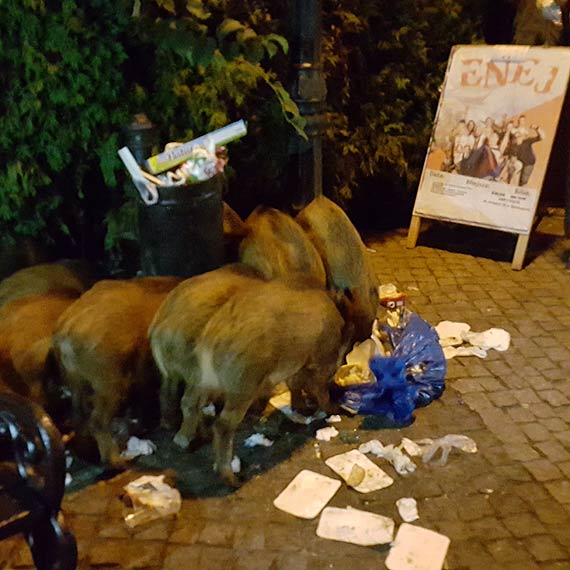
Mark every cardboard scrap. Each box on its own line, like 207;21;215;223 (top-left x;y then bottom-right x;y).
316;506;395;546
325;449;394;493
385;523;450;570
273;470;341;519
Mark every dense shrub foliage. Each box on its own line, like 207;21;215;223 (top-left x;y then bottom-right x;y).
0;0;484;265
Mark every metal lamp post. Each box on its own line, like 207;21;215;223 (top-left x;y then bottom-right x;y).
288;0;326;212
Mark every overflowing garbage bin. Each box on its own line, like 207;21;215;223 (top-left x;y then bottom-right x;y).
137;175;223;278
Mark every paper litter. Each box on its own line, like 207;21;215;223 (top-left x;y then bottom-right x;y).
385;523;450;570
326;415;342;423
316;506;395;546
243;433;274;448
231;456;241;473
359;439;417;475
396;498;419;522
435;320;510;359
121;436;157;459
273;470;341;519
325;449;394;493
268;390;327;424
316;426;339;441
123;475;181;528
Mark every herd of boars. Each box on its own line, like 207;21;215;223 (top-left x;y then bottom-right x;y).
0;196;378;486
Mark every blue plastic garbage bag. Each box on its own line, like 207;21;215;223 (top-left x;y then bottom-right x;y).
337;313;446;424
385;313;446;408
340;357;419;426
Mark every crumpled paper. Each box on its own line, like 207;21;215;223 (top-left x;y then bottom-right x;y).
358;439;417;475
435;321;510;360
121;436;157;459
123;475;181;528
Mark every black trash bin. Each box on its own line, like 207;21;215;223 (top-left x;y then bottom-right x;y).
138;175;224;278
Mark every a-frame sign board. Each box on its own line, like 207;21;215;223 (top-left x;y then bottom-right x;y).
407;45;570;270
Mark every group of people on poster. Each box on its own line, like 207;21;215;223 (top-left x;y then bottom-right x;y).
441;115;545;187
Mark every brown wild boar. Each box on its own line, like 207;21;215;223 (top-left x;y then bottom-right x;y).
296;196;378;341
0;292;78;407
52;277;181;467
0;261;94;310
149;264;263;439
239;206;327;287
188;279;348;486
222;202;248;262
151;270;335;441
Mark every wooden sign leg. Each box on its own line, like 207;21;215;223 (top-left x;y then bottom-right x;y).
407;215;422;249
512;233;530;270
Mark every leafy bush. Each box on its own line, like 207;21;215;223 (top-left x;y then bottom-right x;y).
0;0;131;248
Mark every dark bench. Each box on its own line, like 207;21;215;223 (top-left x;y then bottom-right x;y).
0;392;77;570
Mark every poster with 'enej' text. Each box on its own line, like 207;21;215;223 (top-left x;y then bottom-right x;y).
413;45;570;234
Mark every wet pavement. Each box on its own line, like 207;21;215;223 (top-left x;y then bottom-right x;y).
1;216;570;570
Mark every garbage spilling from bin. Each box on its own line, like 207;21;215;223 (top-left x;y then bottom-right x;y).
117;120;247;205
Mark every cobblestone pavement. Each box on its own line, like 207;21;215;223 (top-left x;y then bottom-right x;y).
2;221;570;570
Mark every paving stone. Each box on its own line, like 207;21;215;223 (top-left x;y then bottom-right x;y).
488;390;518;407
163;545;201;570
507;405;536;423
523;458;564;481
521;422;551;442
539;418;568;432
469;517;511;540
505;443;541;462
513;388;541;405
484;538;535;563
198;521;235;547
545;480;570;504
476;376;504;392
199;546;237;570
535;440;570;462
489;492;530;516
526;535;569;562
530;402;557;418
538;390;570;407
503;513;547;537
234;550;277;570
88;539;165;568
559;461;570;477
532;500;570;525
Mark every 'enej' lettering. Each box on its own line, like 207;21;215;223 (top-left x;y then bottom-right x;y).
460;58;558;94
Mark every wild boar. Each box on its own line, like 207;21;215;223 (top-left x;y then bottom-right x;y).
148;264;263;439
222;202;248;262
52;276;181;467
0;292;78;408
239;206;327;287
296;196;378;341
0;261;94;310
189;279;348;486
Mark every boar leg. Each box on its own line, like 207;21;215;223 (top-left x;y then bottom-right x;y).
160;375;181;430
212;397;251;487
174;382;208;449
289;367;332;415
90;390;125;468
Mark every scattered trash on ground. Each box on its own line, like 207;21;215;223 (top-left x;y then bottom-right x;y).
435;321;510;360
231;456;241;473
202;403;216;417
123;475;181;528
121;436;157;459
273;470;342;519
396;498;419;522
315;426;339;441
268;389;327;424
336;284;446;425
65;473;72;486
359;440;417;475
325;449;394;492
418;435;477;466
316;506;395;546
243;433;274;448
326;415;342;423
314;442;323;459
400;437;424;457
385;523;450;570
